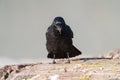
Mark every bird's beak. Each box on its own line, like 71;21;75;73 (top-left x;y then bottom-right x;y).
56;26;62;34
55;21;62;34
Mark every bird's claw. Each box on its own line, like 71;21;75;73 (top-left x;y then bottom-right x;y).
66;60;70;64
53;61;56;64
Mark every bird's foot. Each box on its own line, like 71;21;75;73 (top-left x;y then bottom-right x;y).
66;60;70;64
53;61;56;64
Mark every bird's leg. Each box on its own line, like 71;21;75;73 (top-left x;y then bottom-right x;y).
66;52;70;63
53;53;56;64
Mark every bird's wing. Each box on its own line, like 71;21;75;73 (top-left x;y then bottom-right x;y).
65;25;73;38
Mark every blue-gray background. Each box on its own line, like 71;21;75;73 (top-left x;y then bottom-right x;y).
0;0;120;65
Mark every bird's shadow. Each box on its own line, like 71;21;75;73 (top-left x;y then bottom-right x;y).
72;57;112;62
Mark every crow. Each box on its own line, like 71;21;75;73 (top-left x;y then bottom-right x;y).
46;16;82;64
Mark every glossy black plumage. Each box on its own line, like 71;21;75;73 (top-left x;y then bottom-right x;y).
46;17;81;63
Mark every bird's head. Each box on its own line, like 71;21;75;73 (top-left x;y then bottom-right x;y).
53;16;65;34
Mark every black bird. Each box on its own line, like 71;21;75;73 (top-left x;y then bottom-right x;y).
46;16;82;63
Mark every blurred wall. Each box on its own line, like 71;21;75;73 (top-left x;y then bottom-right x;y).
0;0;120;59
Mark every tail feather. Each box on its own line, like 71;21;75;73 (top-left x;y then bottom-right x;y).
69;45;82;57
47;45;82;59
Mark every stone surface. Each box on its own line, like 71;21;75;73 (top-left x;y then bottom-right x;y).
0;58;120;80
1;48;120;80
99;48;120;59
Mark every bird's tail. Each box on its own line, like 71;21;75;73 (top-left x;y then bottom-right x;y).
47;45;82;59
69;45;82;57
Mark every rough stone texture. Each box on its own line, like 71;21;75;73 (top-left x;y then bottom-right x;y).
0;58;120;80
0;49;120;80
99;48;120;59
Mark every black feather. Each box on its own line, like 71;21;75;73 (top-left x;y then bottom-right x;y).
46;16;82;59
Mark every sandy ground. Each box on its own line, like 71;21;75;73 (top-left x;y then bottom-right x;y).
0;57;120;80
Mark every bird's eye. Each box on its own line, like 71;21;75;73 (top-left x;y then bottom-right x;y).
57;23;62;26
